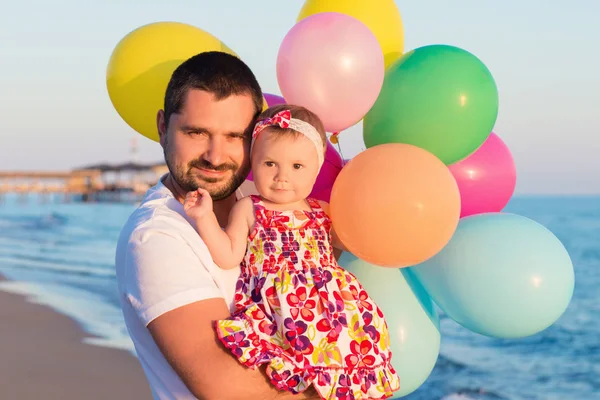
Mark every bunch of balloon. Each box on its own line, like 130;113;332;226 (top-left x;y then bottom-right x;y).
327;0;574;377
276;2;462;268
287;1;575;398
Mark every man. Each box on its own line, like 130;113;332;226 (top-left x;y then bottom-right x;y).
115;52;319;400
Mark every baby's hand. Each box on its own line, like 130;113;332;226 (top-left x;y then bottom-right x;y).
184;188;213;221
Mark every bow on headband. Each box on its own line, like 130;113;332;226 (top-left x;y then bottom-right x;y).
252;110;291;138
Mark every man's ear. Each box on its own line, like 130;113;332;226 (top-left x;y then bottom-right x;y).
157;110;167;148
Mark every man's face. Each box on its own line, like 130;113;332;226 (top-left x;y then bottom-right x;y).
158;90;256;201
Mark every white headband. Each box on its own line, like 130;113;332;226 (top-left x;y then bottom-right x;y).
251;110;324;167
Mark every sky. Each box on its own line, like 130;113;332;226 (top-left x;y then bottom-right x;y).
0;0;598;194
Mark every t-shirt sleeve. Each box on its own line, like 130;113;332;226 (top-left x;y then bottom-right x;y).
122;222;224;326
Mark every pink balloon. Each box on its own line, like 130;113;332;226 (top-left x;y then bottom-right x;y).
449;132;517;218
264;93;286;107
310;141;344;202
276;12;384;133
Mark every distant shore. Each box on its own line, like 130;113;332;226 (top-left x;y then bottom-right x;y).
0;273;152;400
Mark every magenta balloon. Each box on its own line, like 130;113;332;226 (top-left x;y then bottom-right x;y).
449;132;517;218
311;187;333;203
264;93;286;107
308;147;344;202
276;12;384;133
310;141;344;202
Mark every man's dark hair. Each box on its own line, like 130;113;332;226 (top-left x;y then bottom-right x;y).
163;51;263;126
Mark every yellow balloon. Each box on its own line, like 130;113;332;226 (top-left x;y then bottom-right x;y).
106;22;237;142
297;0;404;69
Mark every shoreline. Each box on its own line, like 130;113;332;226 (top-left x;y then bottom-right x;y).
0;274;152;399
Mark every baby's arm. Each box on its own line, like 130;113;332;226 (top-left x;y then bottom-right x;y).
318;200;347;252
194;196;254;270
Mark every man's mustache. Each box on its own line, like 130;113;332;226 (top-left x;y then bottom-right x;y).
189;159;237;172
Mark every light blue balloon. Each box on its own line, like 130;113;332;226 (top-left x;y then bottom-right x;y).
407;212;575;339
338;252;440;398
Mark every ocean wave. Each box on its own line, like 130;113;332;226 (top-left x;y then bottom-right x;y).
0;255;115;278
0;212;69;229
0;247;113;271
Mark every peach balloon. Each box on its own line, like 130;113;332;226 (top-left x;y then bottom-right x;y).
330;144;461;267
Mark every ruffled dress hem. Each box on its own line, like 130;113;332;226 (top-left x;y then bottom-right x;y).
215;308;400;400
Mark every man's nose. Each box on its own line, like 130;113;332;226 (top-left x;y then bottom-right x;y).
202;137;226;166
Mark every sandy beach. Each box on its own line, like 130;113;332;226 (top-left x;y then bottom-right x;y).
0;274;152;400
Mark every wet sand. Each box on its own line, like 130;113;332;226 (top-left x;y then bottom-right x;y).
0;275;152;399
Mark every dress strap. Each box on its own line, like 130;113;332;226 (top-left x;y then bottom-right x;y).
250;194;267;220
250;194;264;208
248;195;266;241
306;197;323;212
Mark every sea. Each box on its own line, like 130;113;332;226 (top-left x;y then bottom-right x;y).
0;193;597;400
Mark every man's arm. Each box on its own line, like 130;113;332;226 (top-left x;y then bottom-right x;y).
148;298;319;400
124;222;319;400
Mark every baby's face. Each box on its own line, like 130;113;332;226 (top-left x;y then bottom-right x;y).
251;129;322;205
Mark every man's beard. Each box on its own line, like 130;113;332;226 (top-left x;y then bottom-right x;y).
164;148;249;201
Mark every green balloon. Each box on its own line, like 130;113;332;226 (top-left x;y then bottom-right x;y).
363;45;499;165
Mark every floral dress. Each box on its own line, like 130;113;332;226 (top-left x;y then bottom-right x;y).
215;195;400;399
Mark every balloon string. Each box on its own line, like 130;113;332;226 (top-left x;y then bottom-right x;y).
336;142;345;161
329;132;346;161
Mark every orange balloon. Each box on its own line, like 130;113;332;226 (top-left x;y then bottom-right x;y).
330;143;461;267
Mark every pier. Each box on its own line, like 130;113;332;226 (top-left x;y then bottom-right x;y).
0;162;168;203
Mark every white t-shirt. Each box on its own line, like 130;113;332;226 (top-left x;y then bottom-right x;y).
115;176;258;400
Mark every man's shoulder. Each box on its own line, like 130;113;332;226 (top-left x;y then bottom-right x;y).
116;183;198;252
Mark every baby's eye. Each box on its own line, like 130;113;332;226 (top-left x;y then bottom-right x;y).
265;161;275;167
293;164;303;170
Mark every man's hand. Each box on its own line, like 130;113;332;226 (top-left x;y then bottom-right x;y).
148;298;321;400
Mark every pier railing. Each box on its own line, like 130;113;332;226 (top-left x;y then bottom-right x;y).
0;162;168;203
